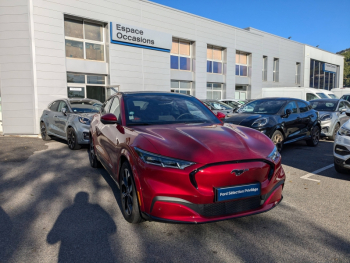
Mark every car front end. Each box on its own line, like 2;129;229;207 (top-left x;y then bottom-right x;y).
333;122;350;170
319;112;337;137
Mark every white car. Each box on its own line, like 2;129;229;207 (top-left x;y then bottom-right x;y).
333;114;350;173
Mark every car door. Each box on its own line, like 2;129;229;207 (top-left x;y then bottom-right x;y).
296;100;314;137
281;101;301;142
337;101;349;126
46;101;60;135
54;100;69;138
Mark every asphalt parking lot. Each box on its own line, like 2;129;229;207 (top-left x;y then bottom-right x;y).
0;136;349;263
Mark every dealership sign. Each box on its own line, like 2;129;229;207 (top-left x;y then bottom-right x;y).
110;22;172;52
324;63;337;73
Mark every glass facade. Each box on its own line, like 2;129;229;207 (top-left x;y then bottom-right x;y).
170;39;191;71
170;80;192;95
309;59;337;90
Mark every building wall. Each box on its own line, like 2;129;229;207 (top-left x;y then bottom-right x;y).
0;0;35;134
304;45;344;89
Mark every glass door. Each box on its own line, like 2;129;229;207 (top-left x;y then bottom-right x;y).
235;86;247;100
86;86;106;102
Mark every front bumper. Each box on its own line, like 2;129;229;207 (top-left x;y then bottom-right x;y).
76;124;90;144
333;133;350;168
136;157;285;223
320;119;333;137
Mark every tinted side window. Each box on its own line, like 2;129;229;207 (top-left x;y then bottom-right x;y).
284;101;297;114
57;101;68;112
338;101;346;111
341;95;350;102
306;93;318;101
109;97;121;121
49;101;59;111
297;101;309;113
101;98;113;115
345;101;350;109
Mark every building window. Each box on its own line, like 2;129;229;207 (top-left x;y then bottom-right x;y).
207;83;222;99
170;39;191;71
295;62;301;85
170;80;192;95
207;46;223;74
309;59;337;90
273;58;279;82
64;17;105;61
235;51;249;77
262;56;267;81
67;72;106;102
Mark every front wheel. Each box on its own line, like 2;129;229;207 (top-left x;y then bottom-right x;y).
329;123;340;141
67;127;81;150
89;136;101;168
271;130;284;152
40;122;51;141
306;126;320;147
119;162;143;224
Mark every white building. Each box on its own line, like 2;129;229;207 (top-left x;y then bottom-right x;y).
0;0;344;135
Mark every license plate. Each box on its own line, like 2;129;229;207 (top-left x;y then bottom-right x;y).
215;183;261;202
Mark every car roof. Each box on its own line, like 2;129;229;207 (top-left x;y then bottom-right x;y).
310;99;341;102
119;91;192;98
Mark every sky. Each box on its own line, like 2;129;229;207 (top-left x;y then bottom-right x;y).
150;0;350;53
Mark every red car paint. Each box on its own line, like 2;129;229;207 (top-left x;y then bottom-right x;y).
90;92;285;223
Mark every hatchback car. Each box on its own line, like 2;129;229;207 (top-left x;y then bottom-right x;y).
40;98;102;149
224;98;320;151
310;99;350;140
89;92;285;224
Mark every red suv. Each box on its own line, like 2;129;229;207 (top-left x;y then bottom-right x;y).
89;92;285;224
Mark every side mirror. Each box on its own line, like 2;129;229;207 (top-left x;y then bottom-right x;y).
341;108;347;113
216;111;226;120
101;113;118;125
346;110;350;117
283;109;292;118
61;108;67;115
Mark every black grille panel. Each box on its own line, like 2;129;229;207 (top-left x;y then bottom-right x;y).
335;145;350;156
187;196;261;217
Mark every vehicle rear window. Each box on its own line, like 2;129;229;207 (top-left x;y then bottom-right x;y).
310;101;337;111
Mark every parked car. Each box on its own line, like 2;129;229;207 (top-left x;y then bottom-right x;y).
261;87;335;101
89;92;285;224
220;99;243;110
333;114;350;173
40;98;102;150
201;99;235;115
309;99;350;140
224;98;321;151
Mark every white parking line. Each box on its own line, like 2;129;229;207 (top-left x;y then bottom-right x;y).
300;164;334;182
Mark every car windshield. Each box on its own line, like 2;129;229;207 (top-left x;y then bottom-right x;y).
316;93;328;99
70;100;102;113
124;94;221;125
328;94;338;99
204;101;232;110
238;100;286;114
310;101;337;111
222;101;241;108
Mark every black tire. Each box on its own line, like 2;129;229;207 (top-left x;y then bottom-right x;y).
89;136;101;168
306;126;320;147
119;162;143;224
67;127;81;150
329;123;340;141
271;130;284;152
334;161;349;174
40;122;51;141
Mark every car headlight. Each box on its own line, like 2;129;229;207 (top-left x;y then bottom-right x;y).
134;147;195;169
338;126;350;136
252;117;269;127
79;117;91;125
267;146;280;162
320;114;332;121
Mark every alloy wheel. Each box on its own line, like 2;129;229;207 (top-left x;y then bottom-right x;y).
68;130;75;149
121;169;133;216
313;127;320;145
41;124;46;138
272;133;283;151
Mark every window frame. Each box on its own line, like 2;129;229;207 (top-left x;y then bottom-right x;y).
207;45;224;74
273;58;279;82
235;51;249;77
295;62;301;85
170;38;192;71
170;80;192;95
64;17;106;62
262;56;267;81
67;72;107;100
206;82;223;100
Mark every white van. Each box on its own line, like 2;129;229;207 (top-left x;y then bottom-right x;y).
261;87;336;101
331;88;350;98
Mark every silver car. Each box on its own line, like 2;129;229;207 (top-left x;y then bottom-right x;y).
40;98;102;149
310;99;350;140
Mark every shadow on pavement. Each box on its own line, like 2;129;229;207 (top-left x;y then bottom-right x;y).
0;206;13;262
47;192;116;263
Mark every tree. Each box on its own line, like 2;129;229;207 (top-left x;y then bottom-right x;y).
337;48;350;87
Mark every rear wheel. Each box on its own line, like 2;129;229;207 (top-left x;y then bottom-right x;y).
271;130;284;152
40;122;51;141
329;123;340;141
89;136;101;168
67;127;81;150
334;161;349;174
119;162;143;224
306;126;320;147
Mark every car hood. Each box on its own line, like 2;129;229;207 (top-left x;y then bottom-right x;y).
224;113;266;126
131;123;274;164
73;112;97;120
318;111;335;117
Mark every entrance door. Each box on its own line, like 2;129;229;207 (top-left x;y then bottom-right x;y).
87;86;106;102
235;86;248;100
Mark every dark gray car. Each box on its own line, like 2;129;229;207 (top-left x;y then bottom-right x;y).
310;99;350;140
40;98;102;149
